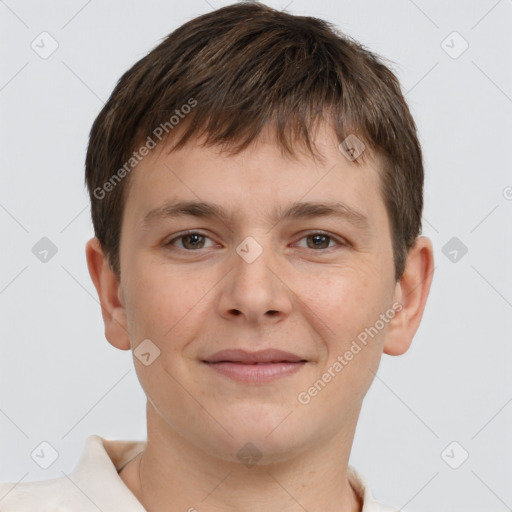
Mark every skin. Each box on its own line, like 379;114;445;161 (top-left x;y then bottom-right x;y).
86;121;434;512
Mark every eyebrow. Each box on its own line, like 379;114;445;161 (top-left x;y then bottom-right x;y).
140;199;371;231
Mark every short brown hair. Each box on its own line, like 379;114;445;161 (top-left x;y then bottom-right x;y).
85;2;423;282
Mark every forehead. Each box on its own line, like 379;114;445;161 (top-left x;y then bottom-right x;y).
122;122;387;234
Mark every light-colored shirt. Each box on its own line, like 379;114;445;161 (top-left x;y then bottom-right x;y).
0;435;400;511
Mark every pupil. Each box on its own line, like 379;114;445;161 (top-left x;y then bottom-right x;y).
186;234;203;248
310;235;328;249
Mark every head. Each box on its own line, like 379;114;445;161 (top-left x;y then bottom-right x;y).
85;3;433;462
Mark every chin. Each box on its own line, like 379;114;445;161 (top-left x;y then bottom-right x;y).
205;433;309;467
197;407;311;464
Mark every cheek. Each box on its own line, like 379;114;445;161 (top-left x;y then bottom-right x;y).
299;265;391;370
124;261;213;346
303;272;387;409
122;265;174;341
302;265;382;328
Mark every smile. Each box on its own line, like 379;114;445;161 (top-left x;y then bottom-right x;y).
203;348;308;384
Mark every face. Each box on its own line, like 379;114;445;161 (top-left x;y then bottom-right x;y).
115;122;400;462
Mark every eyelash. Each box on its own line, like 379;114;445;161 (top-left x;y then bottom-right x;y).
165;230;346;252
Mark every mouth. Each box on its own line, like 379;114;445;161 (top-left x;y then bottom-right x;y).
202;349;308;384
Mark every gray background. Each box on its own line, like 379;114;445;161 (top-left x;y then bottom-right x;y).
1;0;511;510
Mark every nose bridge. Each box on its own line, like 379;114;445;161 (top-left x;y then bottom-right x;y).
218;233;292;322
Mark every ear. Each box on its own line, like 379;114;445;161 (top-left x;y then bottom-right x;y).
383;236;435;356
85;237;131;351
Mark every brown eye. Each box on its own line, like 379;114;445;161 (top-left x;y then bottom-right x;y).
295;232;342;250
306;234;332;249
167;232;214;250
181;234;205;249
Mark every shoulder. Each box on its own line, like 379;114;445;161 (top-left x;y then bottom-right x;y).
0;475;94;510
0;434;146;511
347;465;404;512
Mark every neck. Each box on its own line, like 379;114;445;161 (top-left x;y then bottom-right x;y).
120;402;363;512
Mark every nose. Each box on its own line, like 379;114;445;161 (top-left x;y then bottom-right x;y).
216;236;293;325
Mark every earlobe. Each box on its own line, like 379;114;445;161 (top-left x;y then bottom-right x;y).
85;237;131;351
383;236;435;356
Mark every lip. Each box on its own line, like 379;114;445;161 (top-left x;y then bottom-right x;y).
204;348;306;364
203;349;308;384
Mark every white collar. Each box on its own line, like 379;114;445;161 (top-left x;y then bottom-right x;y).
1;434;397;511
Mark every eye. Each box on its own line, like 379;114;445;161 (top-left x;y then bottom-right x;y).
294;232;344;250
165;230;346;252
166;231;215;250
